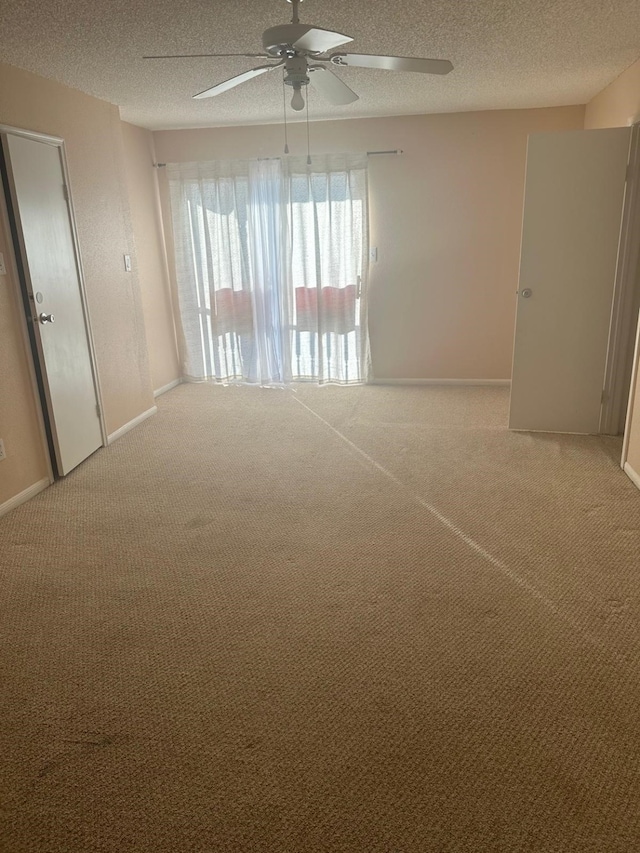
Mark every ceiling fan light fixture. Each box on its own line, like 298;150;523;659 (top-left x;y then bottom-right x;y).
290;83;305;111
283;54;309;110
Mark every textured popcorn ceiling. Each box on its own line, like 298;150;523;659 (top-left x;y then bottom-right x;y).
1;0;640;129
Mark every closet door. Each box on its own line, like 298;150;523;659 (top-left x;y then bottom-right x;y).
509;127;631;434
3;132;103;474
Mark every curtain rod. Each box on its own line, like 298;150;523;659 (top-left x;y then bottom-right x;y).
154;158;282;166
155;151;403;167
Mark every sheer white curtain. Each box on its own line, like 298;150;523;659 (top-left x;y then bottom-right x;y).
167;154;369;385
285;154;368;384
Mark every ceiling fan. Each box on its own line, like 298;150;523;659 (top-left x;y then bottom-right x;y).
144;0;453;112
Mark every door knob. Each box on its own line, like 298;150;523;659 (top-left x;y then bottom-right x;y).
521;288;532;298
38;312;55;324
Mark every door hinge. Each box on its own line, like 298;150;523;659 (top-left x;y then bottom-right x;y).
62;184;69;202
601;389;608;405
96;403;101;418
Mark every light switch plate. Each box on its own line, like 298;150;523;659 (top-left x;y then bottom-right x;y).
124;254;132;272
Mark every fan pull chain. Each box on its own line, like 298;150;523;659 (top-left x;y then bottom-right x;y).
282;72;290;154
306;87;311;165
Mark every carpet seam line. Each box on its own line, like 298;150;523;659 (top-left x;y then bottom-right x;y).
291;393;608;653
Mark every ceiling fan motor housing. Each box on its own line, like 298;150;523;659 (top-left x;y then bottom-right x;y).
263;25;314;56
283;55;309;88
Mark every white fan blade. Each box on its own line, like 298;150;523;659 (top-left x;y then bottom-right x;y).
144;52;271;60
308;66;359;105
331;54;453;75
293;26;353;53
193;63;282;99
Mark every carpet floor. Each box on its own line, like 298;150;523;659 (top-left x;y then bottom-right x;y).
1;383;640;852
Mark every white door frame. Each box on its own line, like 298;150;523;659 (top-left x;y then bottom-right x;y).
0;124;107;472
600;122;640;435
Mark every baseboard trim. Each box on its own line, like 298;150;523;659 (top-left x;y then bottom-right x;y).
623;461;640;491
370;378;511;387
107;406;157;445
0;478;50;518
153;378;182;398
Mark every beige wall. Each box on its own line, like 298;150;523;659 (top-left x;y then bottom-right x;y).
585;58;640;130
0;213;50;502
154;106;585;381
121;122;180;392
585;58;640;481
0;62;154;507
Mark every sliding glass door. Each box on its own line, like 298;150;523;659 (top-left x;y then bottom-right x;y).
168;154;369;386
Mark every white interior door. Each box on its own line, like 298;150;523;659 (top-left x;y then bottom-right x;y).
3;132;103;474
509;127;632;434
